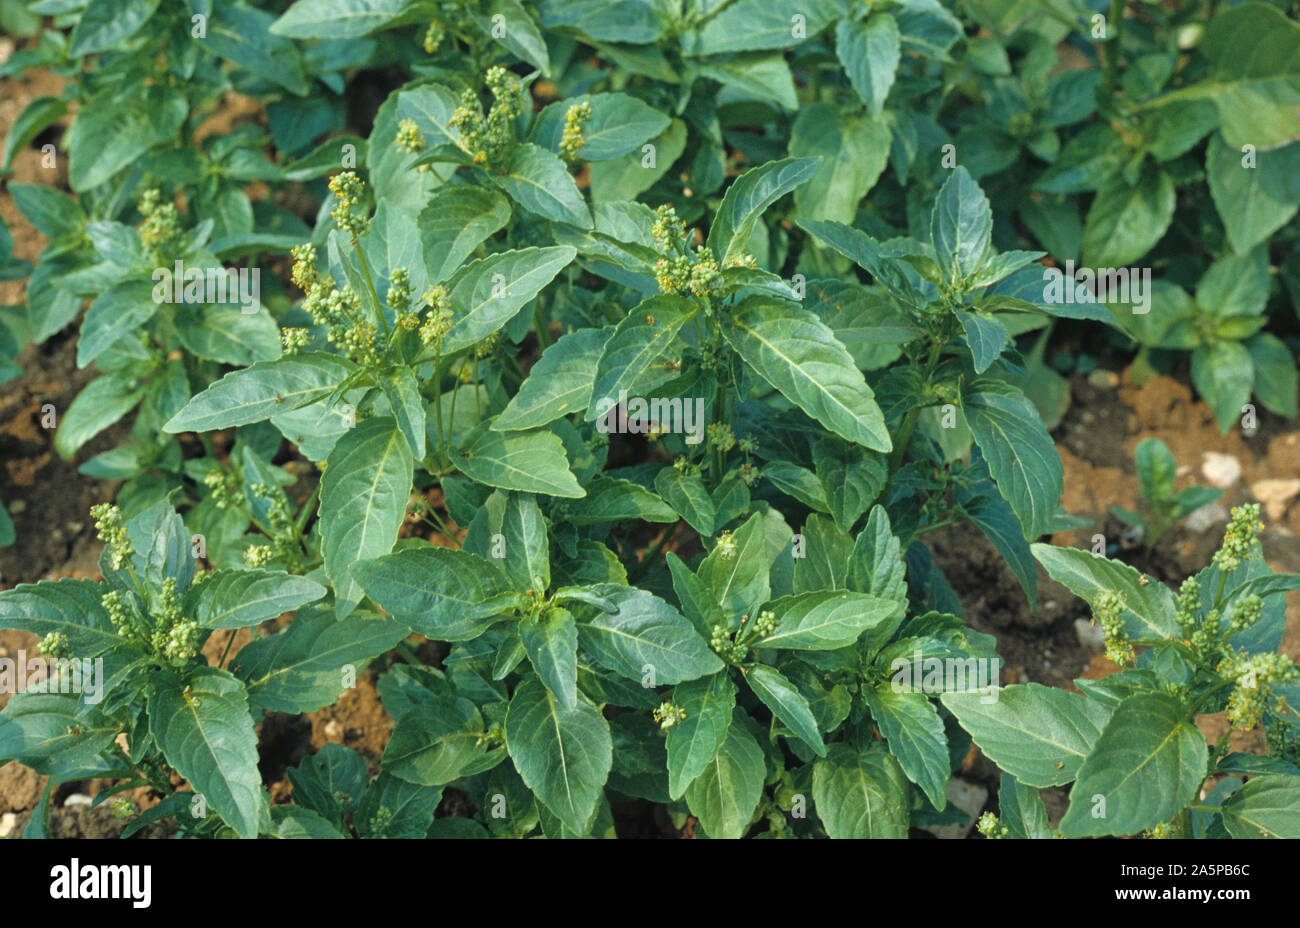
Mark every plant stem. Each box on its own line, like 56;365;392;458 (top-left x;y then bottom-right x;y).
888;339;944;477
353;237;390;338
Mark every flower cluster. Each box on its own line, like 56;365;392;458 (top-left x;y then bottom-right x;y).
280;327;311;355
650;205;725;298
1220;650;1300;731
422;20;444;54
302;278;381;368
290;243;319;291
449;66;524;171
752;610;776;638
102;578;201;668
559;101;591;162
203;469;242;511
387;268;413;313
1212;503;1264;573
328;171;370;236
710;623;748;663
706;422;735;452
395;119;425;156
715;530;736;559
138;188;182;259
418;285;454;350
91;503;132;570
239;485;300;570
652;701;686;730
976;812;1009;839
1093;589;1134;667
38;632;69;659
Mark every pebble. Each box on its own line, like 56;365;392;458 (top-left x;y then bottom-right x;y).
1201;452;1241;488
1249;478;1300;522
1185;502;1229;534
0;812;17;838
928;778;989;839
63;793;92;808
1087;369;1120;389
323;719;343;742
1074;619;1105;651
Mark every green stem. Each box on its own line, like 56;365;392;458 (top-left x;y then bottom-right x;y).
432;349;448;467
293;481;322;537
889;339;944;477
352;237;390;338
1099;0;1125;105
218;629;237;670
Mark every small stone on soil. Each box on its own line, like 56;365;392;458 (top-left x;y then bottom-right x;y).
1201;452;1241;488
63;793;92;808
1250;478;1300;522
1185;502;1229;534
0;812;16;838
1086;369;1119;389
1074;619;1105;652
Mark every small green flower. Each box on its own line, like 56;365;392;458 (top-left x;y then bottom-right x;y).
422;20;445;54
328;172;369;236
1213;503;1264;573
707;422;736;453
39;631;69;659
1094;589;1134;667
976;812;1008;839
280;327;310;355
387;267;413;312
715;530;736;559
652;701;687;729
559;101;591;162
394;119;425;156
90;503;132;570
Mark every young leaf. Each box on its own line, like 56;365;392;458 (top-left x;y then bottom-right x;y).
505;676;612;834
520;607;579;709
187;569;326;630
744;663;825;756
576;584;723;685
164;353;356;433
812;742;910;838
707;157;821;262
666;673;736;799
319;416;414;618
684;712;765;839
930;165;992;282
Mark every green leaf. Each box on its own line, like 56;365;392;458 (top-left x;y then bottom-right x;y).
174;304;281;366
689;0;840;54
70;0;160;56
470;0;550;74
707;157;821;263
699;512;772;616
165;353;356;432
848;506;907;604
941;683;1111;788
1191;340;1255;433
233;608;408;714
1031;543;1179;640
377;368;426;460
1135;437;1176;505
496;327;608;431
666;673;736;799
458;420;584;499
756;590;899;650
1081;168;1176;267
188;569;326;629
505;676;612;834
1206;134;1300;254
813;436;886;532
1060;693;1207;837
521;607;578;709
587;294;696;418
54;372;144;459
67;86;183;191
494;143;592;228
383;695;490;786
270;0;412;38
654;467;716;535
150;668;267;839
441;245;577;354
744;663;824;755
1219;774;1300;839
319;417;414;618
1247;333;1299;418
567;476;677;525
962;379;1063;538
864;685;949;808
198;3;309;95
812;742;909;838
837;15;900;118
590;118;686;202
352;544;512;640
789;105;891;225
998;773;1053;838
533;93;669;161
931;166;992;282
502;492;549;590
684;712;765;839
355;774;442;838
721;295;890;452
8;183;83;239
577;584;723;685
955;310;1008;374
77;279;159;368
3;97;67;171
420;186;511;285
0;692;119;773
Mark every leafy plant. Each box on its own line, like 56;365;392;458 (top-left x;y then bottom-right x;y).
1110;437;1221;552
958;505;1300;839
1;0;1297;839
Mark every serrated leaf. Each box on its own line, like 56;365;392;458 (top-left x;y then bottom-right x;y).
1219;774;1300;839
420;185;512;285
352;544;512;640
494;143;591;228
708;157;820;262
577;583;722;685
319;417;413;618
654;467;715;535
666;673;736;799
441;246;577;354
521;607;578;708
744;663;825;755
188;569;326;629
941;683;1111;788
722;295;890;451
864;685;948;808
587;295;696;418
165;353;356;432
496;327;608;430
1030;543;1178;640
150;668;267;839
684;712;765;838
458;420;584;498
1060;692;1207;837
813;742;909;838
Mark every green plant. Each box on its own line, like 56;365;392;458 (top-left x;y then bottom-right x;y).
1110;436;1221;552
1;0;1298;840
950;504;1300;838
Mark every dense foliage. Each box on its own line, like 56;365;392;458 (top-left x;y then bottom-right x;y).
0;0;1298;839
